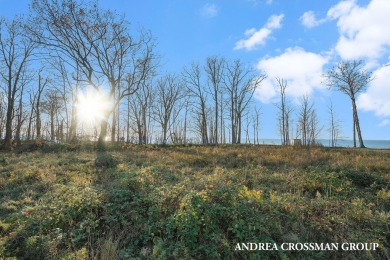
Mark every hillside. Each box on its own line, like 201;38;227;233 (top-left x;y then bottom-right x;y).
0;144;389;259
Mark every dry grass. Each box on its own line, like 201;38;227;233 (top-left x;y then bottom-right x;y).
0;144;389;259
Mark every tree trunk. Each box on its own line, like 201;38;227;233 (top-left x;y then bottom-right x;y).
231;101;235;144
35;75;45;143
70;73;79;142
69;99;78;141
163;127;167;144
60;120;64;142
137;121;142;144
220;92;223;144
3;99;14;150
50;111;55;141
352;101;356;148
142;109;147;144
27;101;34;141
98;116;109;149
215;96;218;144
352;97;365;148
184;108;187;144
201;105;208;144
111;106;116;142
237;114;242;144
36;111;41;142
126;95;131;143
15;119;23;146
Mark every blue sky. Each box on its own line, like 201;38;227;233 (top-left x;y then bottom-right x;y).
1;0;390;140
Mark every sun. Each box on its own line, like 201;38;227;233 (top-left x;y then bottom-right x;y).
77;90;109;126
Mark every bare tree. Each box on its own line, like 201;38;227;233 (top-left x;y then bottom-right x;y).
14;82;28;145
275;78;292;145
0;17;36;150
244;112;251;144
48;57;79;142
297;94;313;146
0;92;6;139
224;60;266;144
252;106;261;144
128;81;154;144
205;56;224;144
42;89;63;141
35;70;49;142
153;74;184;144
182;99;190;144
309;108;321;145
111;83;121;142
327;100;341;147
29;0;157;148
26;89;37;141
183;62;209;144
293;95;322;147
324;60;373;148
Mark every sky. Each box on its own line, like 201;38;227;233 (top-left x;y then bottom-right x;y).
1;0;390;140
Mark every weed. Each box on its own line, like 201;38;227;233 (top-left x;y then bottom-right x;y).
0;145;389;259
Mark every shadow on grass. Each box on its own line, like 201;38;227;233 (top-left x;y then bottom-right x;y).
1;144;389;259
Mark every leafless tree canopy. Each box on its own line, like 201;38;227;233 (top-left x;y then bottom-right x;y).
0;17;36;150
28;0;157;146
224;60;266;144
1;0;379;149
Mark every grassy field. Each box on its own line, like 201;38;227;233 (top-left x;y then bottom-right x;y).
0;144;389;259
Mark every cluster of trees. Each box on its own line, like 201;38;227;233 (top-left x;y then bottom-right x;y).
274;78;324;147
0;0;373;150
275;59;372;149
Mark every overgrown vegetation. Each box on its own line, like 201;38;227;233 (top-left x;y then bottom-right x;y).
0;145;389;259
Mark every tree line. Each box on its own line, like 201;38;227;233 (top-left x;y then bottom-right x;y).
0;0;373;150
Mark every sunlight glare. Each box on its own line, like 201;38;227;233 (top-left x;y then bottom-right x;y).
77;90;109;126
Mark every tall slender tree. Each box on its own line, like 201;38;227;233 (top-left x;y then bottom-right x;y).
252;106;261;144
275;78;292;146
128;80;154;144
224;60;266;144
324;60;372;148
183;62;209;144
153;74;184;144
35;70;49;142
205;56;224;144
42;89;63;141
297;94;313;146
327;100;341;147
0;17;35;150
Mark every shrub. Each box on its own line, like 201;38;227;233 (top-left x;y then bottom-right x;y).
95;153;118;168
3;185;105;258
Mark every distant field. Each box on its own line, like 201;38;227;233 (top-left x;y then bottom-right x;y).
0;144;389;259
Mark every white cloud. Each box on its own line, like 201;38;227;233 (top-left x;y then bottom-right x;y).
255;47;329;103
378;119;390;127
357;64;390;117
244;28;257;36
300;0;356;29
234;14;284;51
300;11;326;28
253;79;276;103
200;3;219;18
329;0;390;61
267;14;284;29
327;0;356;19
300;0;390;61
